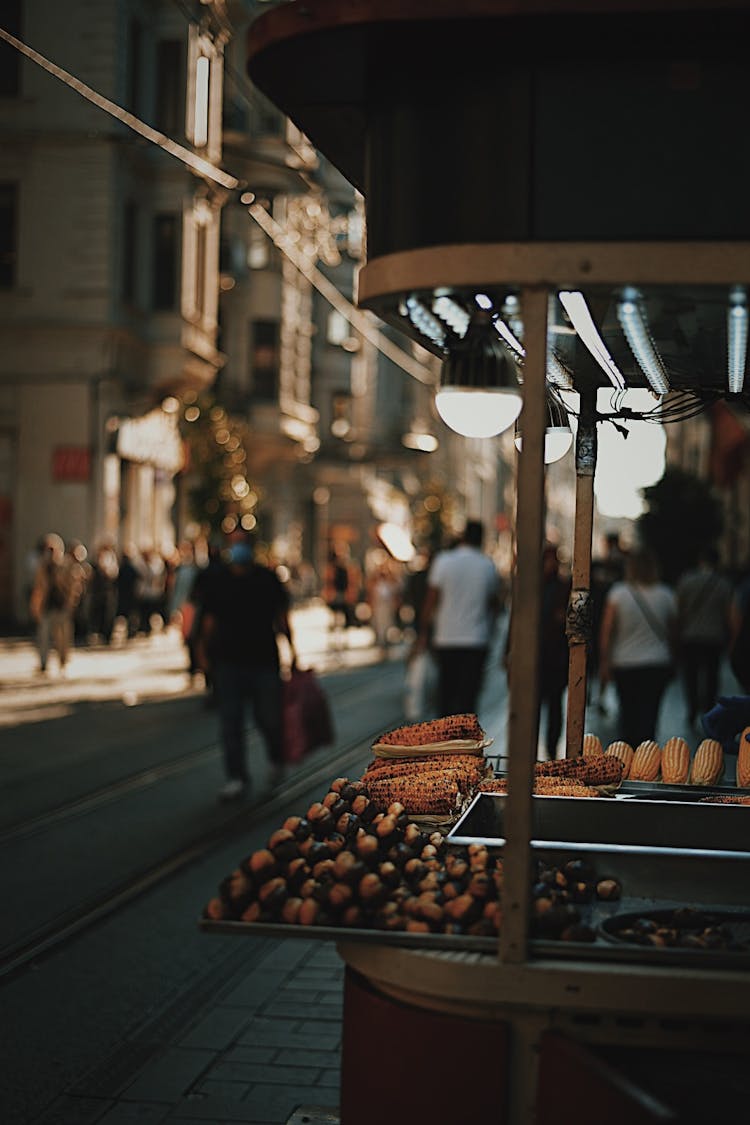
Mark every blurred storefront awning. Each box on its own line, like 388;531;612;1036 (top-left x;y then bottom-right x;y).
115;409;185;475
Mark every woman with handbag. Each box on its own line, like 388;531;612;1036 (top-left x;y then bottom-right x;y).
599;547;677;748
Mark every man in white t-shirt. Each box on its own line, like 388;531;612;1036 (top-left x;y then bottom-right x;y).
418;520;500;716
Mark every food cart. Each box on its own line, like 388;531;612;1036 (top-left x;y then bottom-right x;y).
205;3;750;1121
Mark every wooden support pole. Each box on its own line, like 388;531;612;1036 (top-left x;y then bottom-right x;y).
500;285;547;965
565;388;598;759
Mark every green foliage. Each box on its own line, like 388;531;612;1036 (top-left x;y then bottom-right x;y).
637;467;723;585
179;394;260;538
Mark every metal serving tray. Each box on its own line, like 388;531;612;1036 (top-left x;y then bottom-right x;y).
199;896;750;970
619;780;749;802
448;793;750;853
200;793;750;968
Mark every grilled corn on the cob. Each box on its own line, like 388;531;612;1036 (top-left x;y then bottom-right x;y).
377;713;484;746
630;740;662;782
690;739;724;786
605;741;634;779
661;737;690;784
534;756;624;787
582;733;603;757
737;728;750;788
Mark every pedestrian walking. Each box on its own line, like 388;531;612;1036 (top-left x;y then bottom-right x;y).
418;519;500;717
323;547;360;630
116;546;141;638
367;561;402;650
538;544;571;758
136;548;167;634
504;542;570;759
598;547;677;748
728;563;750;693
196;529;297;801
29;533;75;674
676;547;732;727
88;542;119;642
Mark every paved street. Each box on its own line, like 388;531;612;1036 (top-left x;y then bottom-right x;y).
0;603;390;732
0;607;740;1125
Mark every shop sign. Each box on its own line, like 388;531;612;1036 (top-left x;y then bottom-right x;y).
52;446;91;482
116;409;185;474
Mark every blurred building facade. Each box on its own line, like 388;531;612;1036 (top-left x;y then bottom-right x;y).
0;0;515;625
666;404;750;574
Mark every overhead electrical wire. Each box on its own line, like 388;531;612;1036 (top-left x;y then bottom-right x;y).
0;22;437;390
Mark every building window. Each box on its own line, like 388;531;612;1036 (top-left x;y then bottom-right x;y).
327;310;349;345
155;40;183;136
192;54;211;148
153;213;179;310
331;392;353;439
0;0;22;97
194;207;208;318
0;184;17;288
122;202;137;304
247;221;269;270
249;320;279;401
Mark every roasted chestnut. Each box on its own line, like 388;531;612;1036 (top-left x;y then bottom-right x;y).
355;833;380;863
307;804;335;838
351;793;378;822
378;861;401;888
282;897;304;924
258;877;288;911
324;832;346;857
247;849;279;883
358;873;388;906
268;828;299;862
341;781;366;803
335;812;361;839
286;857;311;893
327;882;354;910
282;815;312;841
598;873;620;900
312;857;335;881
298;898;323;926
332;850;364;883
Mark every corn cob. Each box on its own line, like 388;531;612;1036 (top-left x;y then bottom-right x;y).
630;740;662;782
534;756;624;787
534;780;600;797
363;754;489;781
364;770;466;814
605;741;634;779
737;728;750;788
376;713;484;747
690;739;724;786
478;777;600;797
700;795;750;806
661;737;690;784
478;778;508;792
582;733;603;758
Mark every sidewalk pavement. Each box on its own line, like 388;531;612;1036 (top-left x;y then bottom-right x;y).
17;621;738;1125
0;602;393;731
92;938;345;1125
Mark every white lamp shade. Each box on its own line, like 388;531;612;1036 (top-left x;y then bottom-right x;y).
515;425;573;464
436;387;522;439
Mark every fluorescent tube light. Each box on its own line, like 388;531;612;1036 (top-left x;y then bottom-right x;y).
559;291;626;390
728;286;748;395
617;290;670;396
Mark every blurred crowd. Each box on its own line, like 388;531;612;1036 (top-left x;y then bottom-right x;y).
24;531;426;678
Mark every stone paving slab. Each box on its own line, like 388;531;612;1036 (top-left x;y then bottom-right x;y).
96;1103;173;1123
123;1048;218;1102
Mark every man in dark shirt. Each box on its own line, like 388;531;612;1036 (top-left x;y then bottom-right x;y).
198;529;296;801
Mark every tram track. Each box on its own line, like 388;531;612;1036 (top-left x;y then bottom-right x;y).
0;662;391;847
0;672;405;982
